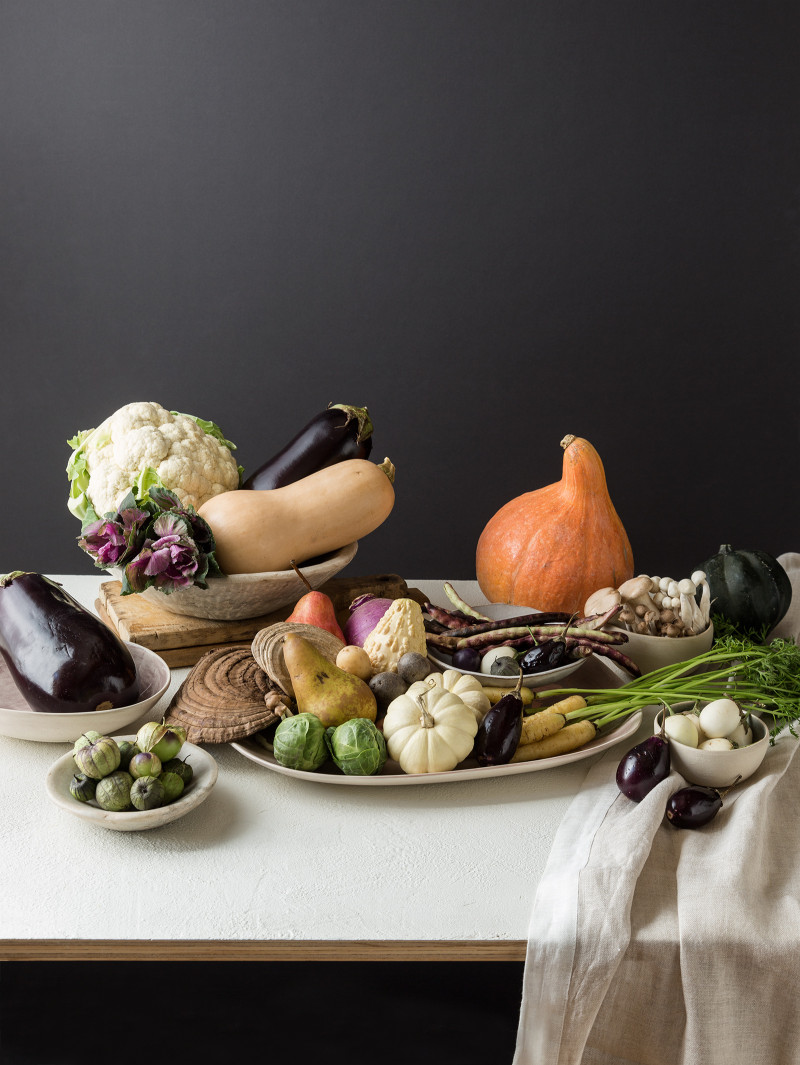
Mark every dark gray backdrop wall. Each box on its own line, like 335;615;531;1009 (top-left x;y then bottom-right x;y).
2;2;798;583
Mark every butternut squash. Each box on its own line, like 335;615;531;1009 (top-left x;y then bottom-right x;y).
198;457;395;574
475;435;633;614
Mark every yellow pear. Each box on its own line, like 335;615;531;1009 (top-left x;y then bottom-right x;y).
282;633;377;727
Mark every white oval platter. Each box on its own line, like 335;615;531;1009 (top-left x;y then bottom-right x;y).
230;712;641;787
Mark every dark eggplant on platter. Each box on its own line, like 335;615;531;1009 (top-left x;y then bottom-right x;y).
243;403;374;490
0;572;140;714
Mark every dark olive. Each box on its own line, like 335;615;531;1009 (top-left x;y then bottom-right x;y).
451;647;481;673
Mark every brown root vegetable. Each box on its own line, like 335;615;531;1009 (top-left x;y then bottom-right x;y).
511;720;598;762
335;645;373;681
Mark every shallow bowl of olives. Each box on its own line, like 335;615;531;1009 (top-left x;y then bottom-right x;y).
0;644;172;743
426;603;587;689
653;705;769;789
45;735;218;831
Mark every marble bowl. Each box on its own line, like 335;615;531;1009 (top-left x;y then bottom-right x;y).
613;622;714;676
654;706;769;788
0;643;171;743
46;736;218;831
111;541;358;621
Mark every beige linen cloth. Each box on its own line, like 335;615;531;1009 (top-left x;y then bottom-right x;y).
514;552;800;1065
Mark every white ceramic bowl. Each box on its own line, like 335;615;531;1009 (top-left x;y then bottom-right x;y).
0;643;171;743
46;736;218;831
110;541;358;620
654;706;769;788
427;602;586;689
614;622;714;676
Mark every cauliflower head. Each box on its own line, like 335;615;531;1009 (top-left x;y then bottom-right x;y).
67;401;241;521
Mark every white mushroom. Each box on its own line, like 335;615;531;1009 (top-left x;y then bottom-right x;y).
677;577;702;634
584;586;622;617
618;576;659;634
691;570;712;632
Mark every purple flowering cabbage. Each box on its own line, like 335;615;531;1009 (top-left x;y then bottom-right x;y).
78;507;150;568
77;489;220;595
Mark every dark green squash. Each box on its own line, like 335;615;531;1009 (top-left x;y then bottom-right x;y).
698;545;792;634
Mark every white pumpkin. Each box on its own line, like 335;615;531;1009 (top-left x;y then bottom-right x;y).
407;670;491;723
383;686;478;774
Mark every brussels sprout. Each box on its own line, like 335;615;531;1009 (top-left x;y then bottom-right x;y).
273;713;329;772
158;771;185;804
130;776;166;811
162;758;193;786
325;719;387;776
95;771;134;811
69;773;97;803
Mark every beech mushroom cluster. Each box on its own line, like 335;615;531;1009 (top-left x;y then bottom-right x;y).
584;572;711;638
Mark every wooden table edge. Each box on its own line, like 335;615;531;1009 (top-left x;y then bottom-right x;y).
0;939;527;962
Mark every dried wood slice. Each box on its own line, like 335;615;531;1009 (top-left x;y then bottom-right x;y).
164;645;290;744
251;622;345;697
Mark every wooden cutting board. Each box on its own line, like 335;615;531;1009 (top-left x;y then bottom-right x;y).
96;573;418;667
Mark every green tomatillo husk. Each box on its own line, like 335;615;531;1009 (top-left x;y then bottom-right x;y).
69;773;97;803
162;758;193;786
95;771;134;811
116;740;140;771
136;721;168;753
130;776;166;811
73;736;121;780
72;730;105;755
150;724;186;762
158;771;185;803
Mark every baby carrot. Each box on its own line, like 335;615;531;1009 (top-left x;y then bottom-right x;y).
519;710;566;745
518;696;588;744
482;685;536;707
510;720;597;762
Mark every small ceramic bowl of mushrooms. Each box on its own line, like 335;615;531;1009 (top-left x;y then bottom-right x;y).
584;572;714;676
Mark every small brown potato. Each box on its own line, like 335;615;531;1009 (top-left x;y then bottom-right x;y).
369;671;408;713
396;651;432;685
336;645;373;682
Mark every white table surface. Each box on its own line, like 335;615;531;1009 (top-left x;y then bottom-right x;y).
0;575;649;961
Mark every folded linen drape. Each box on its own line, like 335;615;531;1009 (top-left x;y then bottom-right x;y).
514;552;800;1065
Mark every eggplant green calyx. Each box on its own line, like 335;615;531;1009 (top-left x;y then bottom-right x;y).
328;404;373;443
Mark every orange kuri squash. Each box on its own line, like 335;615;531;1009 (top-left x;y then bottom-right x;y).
475;434;634;614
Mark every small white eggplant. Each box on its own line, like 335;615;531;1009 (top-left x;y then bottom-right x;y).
699;698;741;739
681;710;706;745
480;645;518;675
699;737;735;752
664;714;699;748
728;719;754;747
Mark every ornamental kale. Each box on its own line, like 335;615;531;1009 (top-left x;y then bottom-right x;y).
77;487;222;595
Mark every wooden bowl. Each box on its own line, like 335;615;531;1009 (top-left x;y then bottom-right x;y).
111;542;358;621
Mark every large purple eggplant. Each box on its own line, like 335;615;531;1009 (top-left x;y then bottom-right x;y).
243;403;373;490
0;572;139;714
